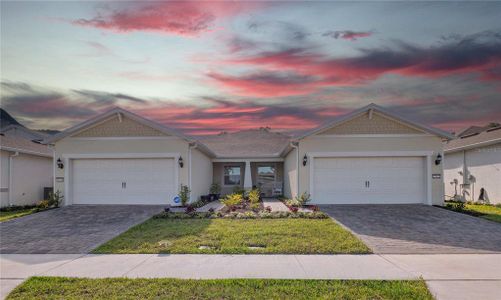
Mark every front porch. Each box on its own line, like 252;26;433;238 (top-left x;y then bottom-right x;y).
212;159;284;197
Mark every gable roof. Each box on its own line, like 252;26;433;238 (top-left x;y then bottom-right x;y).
200;128;290;158
44;107;216;157
0;124;49;141
0;134;52;157
445;125;501;153
296;103;454;140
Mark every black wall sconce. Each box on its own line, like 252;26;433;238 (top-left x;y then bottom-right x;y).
302;154;308;166
178;156;184;168
435;154;442;165
57;158;64;169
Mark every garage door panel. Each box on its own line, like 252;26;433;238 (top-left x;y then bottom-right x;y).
313;157;425;204
72;158;176;205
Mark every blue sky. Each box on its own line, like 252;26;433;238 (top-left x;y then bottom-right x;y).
1;1;500;135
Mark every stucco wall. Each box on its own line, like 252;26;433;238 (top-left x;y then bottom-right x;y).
190;148;213;202
0;150;52;207
283;148;298;199
298;135;445;205
212;162;245;195
444;143;501;204
0;150;11;206
443;151;464;200
54;138;192;205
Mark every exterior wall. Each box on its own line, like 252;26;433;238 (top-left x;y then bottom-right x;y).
443;151;464;200
190;148;213;202
54;138;191;205
212;162;245;195
298;135;445;205
74;115;165;137
0;150;52;207
283;148;298;199
0;150;10;206
319;112;423;135
444;143;501;204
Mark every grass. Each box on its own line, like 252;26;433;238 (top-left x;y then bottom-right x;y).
93;218;370;254
466;204;501;223
7;277;433;300
0;207;39;222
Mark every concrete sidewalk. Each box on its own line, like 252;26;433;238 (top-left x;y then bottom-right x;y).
1;254;501;299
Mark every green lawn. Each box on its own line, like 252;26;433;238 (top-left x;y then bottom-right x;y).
93;218;370;254
0;207;39;222
7;277;433;300
466;204;501;223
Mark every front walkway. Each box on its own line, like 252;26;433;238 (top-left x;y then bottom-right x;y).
262;199;289;211
1;254;500;299
321;204;501;254
0;205;163;254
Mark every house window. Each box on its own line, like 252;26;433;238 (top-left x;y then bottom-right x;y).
224;165;241;186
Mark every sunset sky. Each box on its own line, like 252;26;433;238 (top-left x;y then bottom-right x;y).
1;1;501;136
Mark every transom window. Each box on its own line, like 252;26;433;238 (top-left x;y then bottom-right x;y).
224;165;241;186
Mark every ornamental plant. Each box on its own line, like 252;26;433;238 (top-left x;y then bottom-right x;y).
179;184;191;206
221;193;243;209
209;183;221;195
248;188;260;204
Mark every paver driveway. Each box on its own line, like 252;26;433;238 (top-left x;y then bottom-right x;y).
320;204;501;254
0;205;163;254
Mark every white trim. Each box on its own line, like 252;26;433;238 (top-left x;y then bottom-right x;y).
8;152;19;206
213;158;284;162
444;137;501;153
307;151;434;205
0;146;52;157
64;154;180;206
307;151;434;158
62;153;181;159
309;134;433;138
66;136;181;141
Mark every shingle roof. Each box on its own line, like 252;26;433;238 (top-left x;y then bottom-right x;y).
200;128;290;158
0;134;52;157
444;125;501;153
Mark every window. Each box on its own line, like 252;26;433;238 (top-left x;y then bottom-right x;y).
224;165;241;185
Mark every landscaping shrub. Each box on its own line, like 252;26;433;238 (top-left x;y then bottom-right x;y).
221;193;243;208
248;188;260;204
179;185;190;207
209;183;221;195
154;211;329;219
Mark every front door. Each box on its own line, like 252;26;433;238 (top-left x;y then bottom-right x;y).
256;164;277;197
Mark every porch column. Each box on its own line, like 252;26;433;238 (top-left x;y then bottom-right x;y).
243;160;252;189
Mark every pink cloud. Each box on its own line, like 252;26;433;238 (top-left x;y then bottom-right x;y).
73;1;263;36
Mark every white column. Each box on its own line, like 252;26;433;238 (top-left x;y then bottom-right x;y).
243;160;252;189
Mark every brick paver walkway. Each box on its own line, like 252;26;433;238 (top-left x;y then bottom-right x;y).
0;205;163;254
320;204;501;254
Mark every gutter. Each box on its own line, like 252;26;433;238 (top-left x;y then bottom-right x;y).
8;151;19;206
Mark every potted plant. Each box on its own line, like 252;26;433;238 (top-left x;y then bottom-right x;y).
209;183;221;201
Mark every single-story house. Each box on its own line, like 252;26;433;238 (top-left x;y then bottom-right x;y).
0;131;53;207
46;103;453;206
444;124;501;204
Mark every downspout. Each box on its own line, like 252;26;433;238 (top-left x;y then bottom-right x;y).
462;150;467;201
8;151;19;206
290;142;300;198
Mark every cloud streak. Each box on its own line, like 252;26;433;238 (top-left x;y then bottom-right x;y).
322;30;373;41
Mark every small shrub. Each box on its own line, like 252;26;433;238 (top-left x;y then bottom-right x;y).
221;193;244;208
250;202;260;211
208;208;215;213
446;201;465;212
295;192;311;206
37;200;50;209
290;207;299;213
243;211;257;218
285;198;301;207
248;188;260;204
232;186;245;195
179;184;191;206
46;190;63;208
209;183;221;195
265;206;272;212
311;205;319;212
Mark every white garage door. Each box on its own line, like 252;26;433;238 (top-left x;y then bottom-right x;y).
72;158;176;205
313;157;425;204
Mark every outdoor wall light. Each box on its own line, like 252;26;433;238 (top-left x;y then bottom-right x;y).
435;154;442;165
178;156;184;168
57;158;64;169
302;154;308;166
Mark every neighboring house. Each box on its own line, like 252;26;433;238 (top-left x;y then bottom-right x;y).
444;124;501;204
46;103;452;206
0;133;53;207
1;124;48;142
